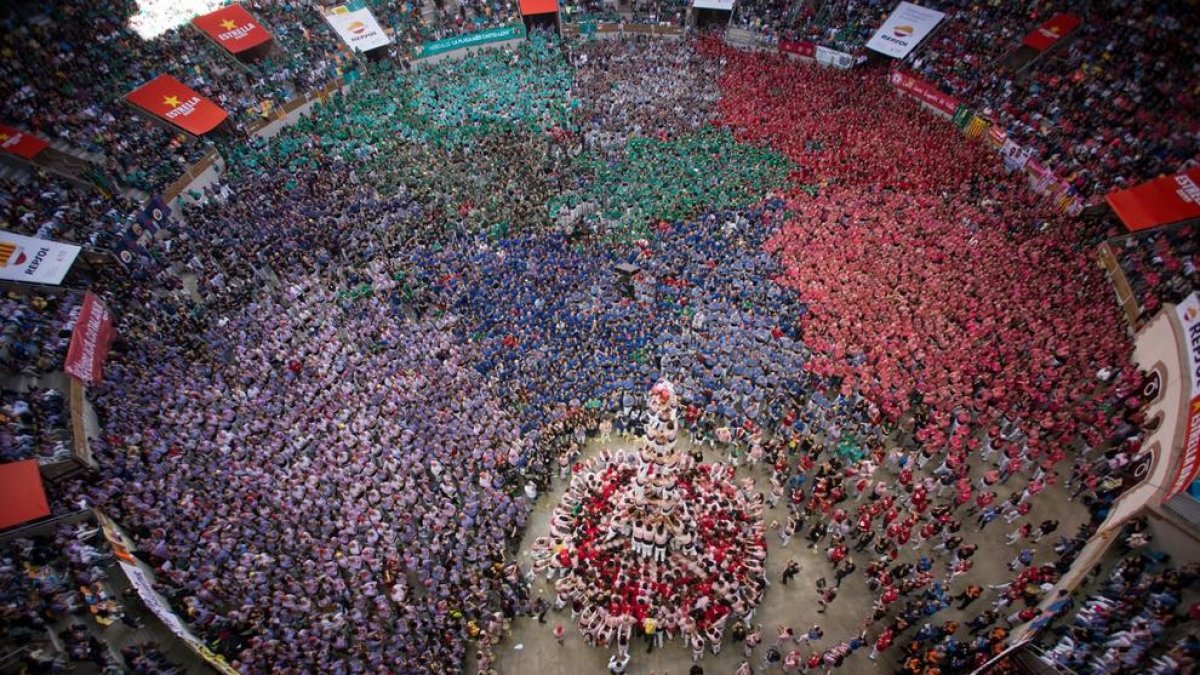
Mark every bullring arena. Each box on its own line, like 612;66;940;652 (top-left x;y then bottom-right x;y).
0;1;1196;675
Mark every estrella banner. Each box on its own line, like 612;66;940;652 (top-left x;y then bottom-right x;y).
414;24;526;59
125;75;228;135
0;124;49;160
1105;168;1200;232
1022;13;1082;52
192;4;272;54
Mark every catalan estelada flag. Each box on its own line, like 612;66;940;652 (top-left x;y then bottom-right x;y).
125;74;228;136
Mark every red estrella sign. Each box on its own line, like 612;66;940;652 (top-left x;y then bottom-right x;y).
1022;14;1082;51
192;4;272;54
125;74;228;136
0;123;49;160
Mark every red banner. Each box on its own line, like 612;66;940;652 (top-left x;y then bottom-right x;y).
64;292;115;384
519;0;558;14
192;4;272;54
125;75;228;136
888;71;960;116
1168;293;1200;497
1022;13;1081;51
0;460;50;530
0;124;49;160
1106;168;1200;232
779;40;816;58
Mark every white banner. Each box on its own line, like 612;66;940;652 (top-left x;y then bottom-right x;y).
692;0;735;9
815;45;855;69
117;561;241;674
0;230;81;286
324;6;391;52
866;1;945;58
1000;139;1033;172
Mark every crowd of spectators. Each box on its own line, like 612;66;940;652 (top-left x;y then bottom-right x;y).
0;387;72;465
121;641;188;675
0;0;436;199
726;0;1198;202
0;10;1190;675
0;174;138;249
0;523;130;671
897;0;1198;200
424;0;522;40
733;0;889;52
1110;221;1197;325
1037;548;1199;674
0;292;82;376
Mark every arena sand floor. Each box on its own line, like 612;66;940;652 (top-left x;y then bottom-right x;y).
484;431;1090;675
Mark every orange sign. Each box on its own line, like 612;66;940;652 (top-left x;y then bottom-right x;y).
125;74;228;136
192;4;272;54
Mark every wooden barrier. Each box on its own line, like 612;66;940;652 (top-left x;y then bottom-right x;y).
1097;241;1142;327
162;148;220;202
68;376;95;469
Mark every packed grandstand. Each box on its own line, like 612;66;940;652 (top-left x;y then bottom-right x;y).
0;0;1197;674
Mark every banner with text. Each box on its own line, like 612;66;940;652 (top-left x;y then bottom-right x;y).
999;138;1032;172
415;24;526;58
64;292;115;384
0;230;81;285
1022;13;1081;52
778;40;816;58
815;45;855;69
324;5;391;52
114;195;170;271
867;1;945;58
1169;292;1200;497
95;512;239;674
126;75;228;135
117;560;241;673
192;4;273;54
889;71;960;116
1106;168;1200;232
0;124;49;160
